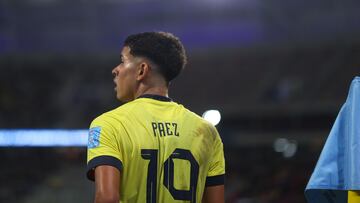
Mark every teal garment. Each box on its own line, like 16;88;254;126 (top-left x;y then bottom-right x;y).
305;76;360;202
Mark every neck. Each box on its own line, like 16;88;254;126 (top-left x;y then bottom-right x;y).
134;85;169;99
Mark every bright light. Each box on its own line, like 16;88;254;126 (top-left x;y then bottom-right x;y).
283;142;297;158
273;138;297;158
0;129;88;147
273;138;288;152
202;110;221;126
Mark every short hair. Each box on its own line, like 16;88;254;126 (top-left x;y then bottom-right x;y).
124;32;187;83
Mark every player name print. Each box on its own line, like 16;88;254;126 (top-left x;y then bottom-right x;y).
151;122;179;137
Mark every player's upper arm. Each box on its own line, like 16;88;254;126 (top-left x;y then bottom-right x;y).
94;165;120;203
202;185;224;203
87;115;124;181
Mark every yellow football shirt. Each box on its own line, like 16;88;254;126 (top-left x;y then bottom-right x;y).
348;191;360;203
87;94;225;203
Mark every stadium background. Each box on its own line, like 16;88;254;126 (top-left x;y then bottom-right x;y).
0;0;359;202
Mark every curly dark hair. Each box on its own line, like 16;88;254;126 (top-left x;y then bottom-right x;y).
124;32;187;83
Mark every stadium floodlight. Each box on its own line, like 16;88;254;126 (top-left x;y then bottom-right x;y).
273;138;288;152
0;129;88;147
283;142;297;158
202;109;221;126
273;138;298;158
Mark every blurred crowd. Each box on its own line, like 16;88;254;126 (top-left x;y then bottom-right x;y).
0;144;320;203
0;42;358;203
225;147;317;203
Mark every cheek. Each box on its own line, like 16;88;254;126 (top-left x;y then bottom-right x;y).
118;69;135;89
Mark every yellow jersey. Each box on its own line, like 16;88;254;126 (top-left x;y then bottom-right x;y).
87;94;225;203
349;191;360;203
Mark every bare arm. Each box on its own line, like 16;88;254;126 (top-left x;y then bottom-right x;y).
94;165;120;203
202;185;225;203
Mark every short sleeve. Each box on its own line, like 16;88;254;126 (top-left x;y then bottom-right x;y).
86;115;124;181
206;126;225;186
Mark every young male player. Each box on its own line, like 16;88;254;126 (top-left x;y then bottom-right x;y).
87;32;225;203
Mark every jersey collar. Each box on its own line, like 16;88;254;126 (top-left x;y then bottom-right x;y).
137;94;172;102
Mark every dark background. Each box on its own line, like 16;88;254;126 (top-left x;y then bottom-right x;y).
0;0;359;202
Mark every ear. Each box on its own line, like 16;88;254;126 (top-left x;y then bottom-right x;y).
136;62;150;81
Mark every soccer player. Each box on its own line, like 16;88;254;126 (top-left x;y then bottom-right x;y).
86;32;225;203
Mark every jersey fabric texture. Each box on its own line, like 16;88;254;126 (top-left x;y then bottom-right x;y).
87;94;225;203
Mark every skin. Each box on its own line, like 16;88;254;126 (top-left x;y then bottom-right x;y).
202;185;225;203
111;46;168;103
94;166;120;203
94;46;224;203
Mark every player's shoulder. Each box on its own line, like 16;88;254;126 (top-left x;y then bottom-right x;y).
181;106;211;125
181;106;219;136
91;100;139;125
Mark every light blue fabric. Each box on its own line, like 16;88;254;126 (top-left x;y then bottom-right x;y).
306;76;360;190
